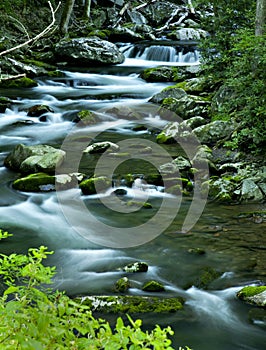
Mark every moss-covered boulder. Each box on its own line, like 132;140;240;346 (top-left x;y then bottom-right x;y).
13;173;55;192
114;277;130;293
190;267;222;289
236;286;266;307
149;87;187;105
4;144;65;174
0;96;12;112
12;172;83;192
140;66;180;82
75;110;100;126
76;295;185;313
142;280;165;292
0;76;37;88
79;176;111;195
193;120;235;145
123;262;149;273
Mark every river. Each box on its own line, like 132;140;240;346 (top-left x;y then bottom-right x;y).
0;45;265;349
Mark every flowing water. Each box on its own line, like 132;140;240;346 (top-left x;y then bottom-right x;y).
0;45;265;349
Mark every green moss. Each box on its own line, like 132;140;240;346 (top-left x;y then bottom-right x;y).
79;176;111;195
114;277;130;293
0;77;37;88
77;295;184;313
237;286;266;299
127;201;152;209
142;280;165;292
13;173;55;192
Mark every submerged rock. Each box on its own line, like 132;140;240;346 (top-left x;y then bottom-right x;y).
76;295;184;313
237;286;266;308
4;144;65;174
54;37;125;65
83;141;119;154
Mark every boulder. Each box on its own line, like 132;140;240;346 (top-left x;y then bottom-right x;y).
123;261;148;273
142;280;165;292
0;96;12;113
114;277;130;293
4;144;65;174
237;286;266;308
193;120;235;145
149;87;187;105
54;37;125;65
79;176;112;195
105;105;143;120
168;28;208;41
83;141;119;154
27;104;54;117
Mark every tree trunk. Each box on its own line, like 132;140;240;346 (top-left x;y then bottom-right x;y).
255;0;266;36
59;0;76;34
83;0;91;19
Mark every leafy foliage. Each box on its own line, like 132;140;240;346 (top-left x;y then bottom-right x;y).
0;230;190;349
197;0;266;152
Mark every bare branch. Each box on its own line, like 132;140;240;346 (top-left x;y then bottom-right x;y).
0;1;61;57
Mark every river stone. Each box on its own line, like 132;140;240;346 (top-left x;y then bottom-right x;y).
149;87;187;104
142;280;165;292
156;121;179;144
193;120;235;145
237;286;266;307
76;295;184;313
4;144;65;173
0;96;12;113
123;261;148;273
27;104;54;117
83;141;119;154
180;116;207;130
169;28;208;41
79;176;111;195
240;179;264;202
114;277;130;293
54;37;125;65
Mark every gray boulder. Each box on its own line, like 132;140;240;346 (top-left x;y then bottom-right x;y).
169;28;208;41
237;286;266;308
55;37;125;65
4;144;65;174
193;120;235;145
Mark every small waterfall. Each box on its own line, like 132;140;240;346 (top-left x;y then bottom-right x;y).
120;43;200;64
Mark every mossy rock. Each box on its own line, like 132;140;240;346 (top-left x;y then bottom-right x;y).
191;267;222;289
140;66;181;82
0;96;12;112
237;286;266;307
76;295;184;313
79;176;111;195
123;261;148;273
114;277;130;293
27;104;54;117
142;280;165;292
13;173;55;192
75;110;99;126
0;77;37;88
127;201;153;209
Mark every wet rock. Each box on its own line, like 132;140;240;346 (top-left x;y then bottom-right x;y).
79;176;111;195
248;308;266;327
236;286;266;307
115;277;130;293
0;76;37;88
188;248;206;255
13;173;55;192
105;105;142;120
240;179;264;202
126;201;153;209
191;267;221;289
27;104;54;117
73;110;100;125
76;295;184;313
168;28;208;41
193;120;235;145
4;144;65;174
142;280;165;292
159;156;191;174
123;261;149;273
83;141;119;154
156;121;180;144
140;66;180;82
149;87;187;105
112;188;127;196
0;96;12;113
54;37;125;66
